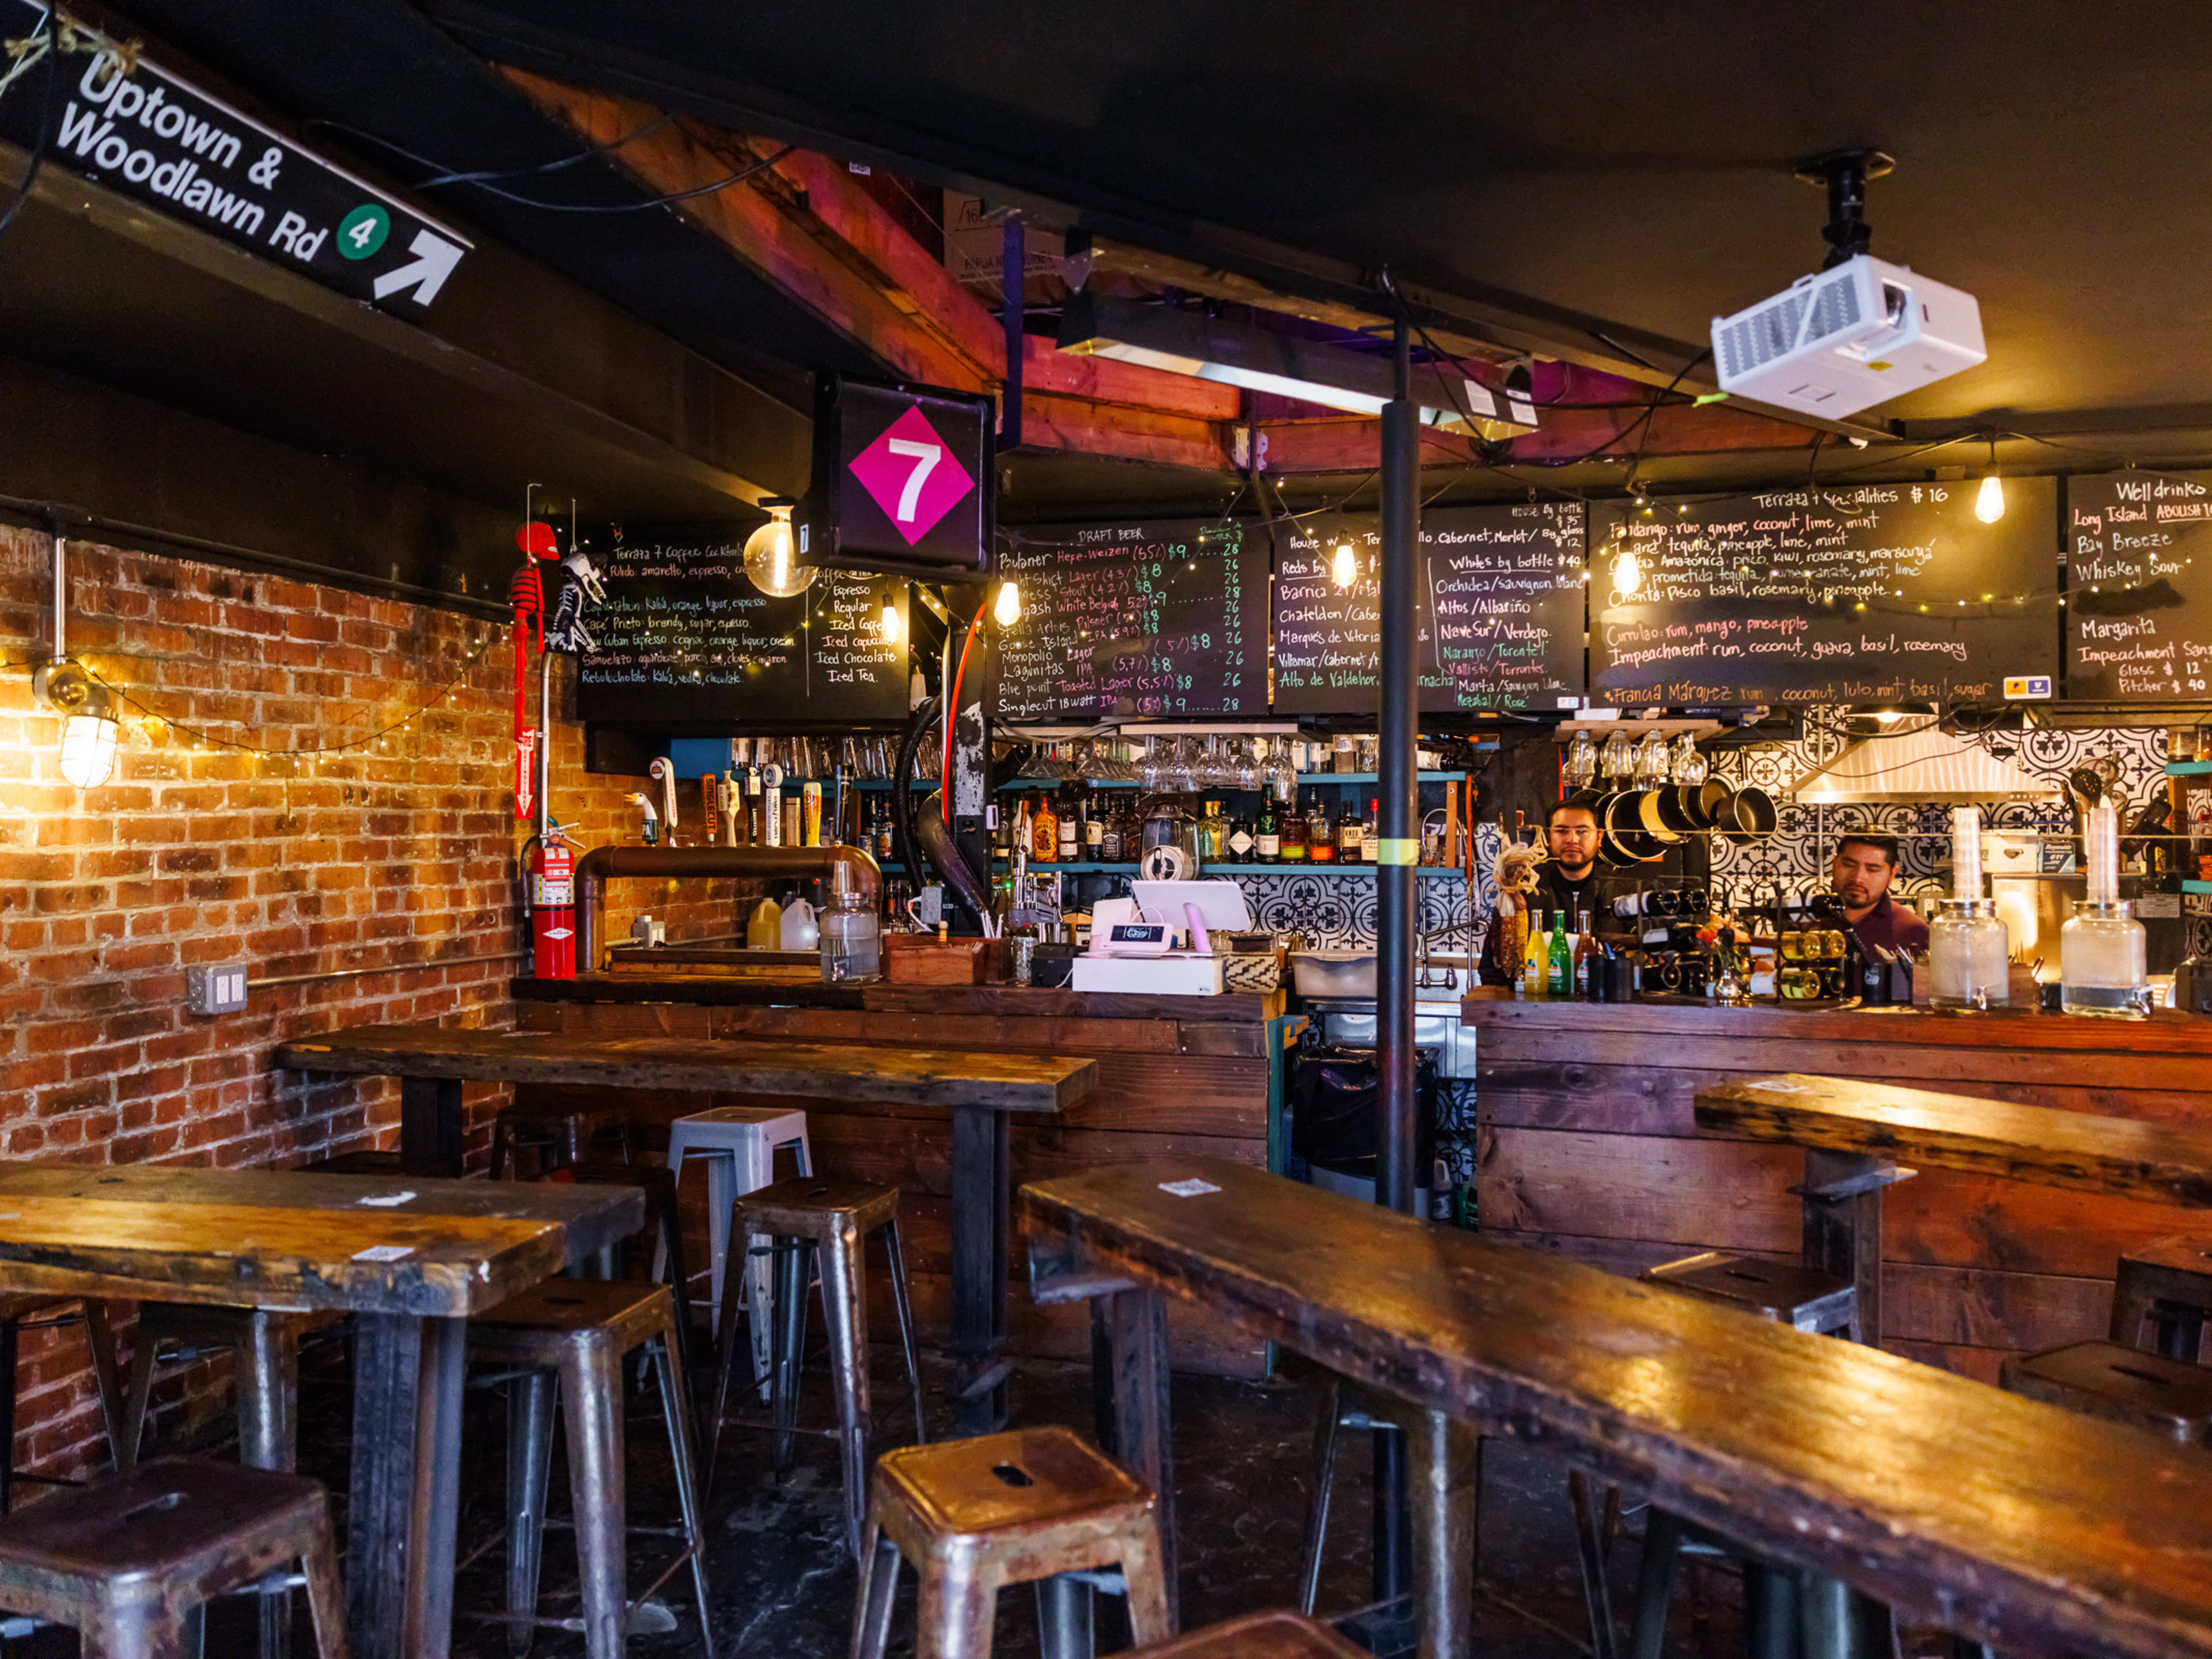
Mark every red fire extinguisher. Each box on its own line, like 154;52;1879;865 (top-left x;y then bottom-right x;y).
528;837;576;979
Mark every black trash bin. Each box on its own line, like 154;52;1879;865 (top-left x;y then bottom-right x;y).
1287;1042;1438;1204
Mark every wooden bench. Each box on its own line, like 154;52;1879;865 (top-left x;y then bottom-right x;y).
1694;1073;2212;1339
277;1021;1097;1431
1023;1157;2212;1659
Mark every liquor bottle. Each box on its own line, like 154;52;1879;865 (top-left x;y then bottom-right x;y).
1226;812;1256;863
1099;797;1124;863
1363;798;1380;863
1338;800;1363;861
1031;791;1058;862
1198;800;1228;862
1573;908;1597;999
1547;907;1573;995
1523;910;1550;997
1279;793;1308;862
1084;793;1105;859
1255;783;1282;862
1306;793;1336;863
874;799;896;864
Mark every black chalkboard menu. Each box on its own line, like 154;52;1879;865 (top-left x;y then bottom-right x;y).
576;535;909;726
987;519;1265;720
2066;471;2212;700
1587;481;2059;707
1271;502;1587;713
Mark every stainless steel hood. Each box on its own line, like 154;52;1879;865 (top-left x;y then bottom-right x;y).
1787;723;2060;804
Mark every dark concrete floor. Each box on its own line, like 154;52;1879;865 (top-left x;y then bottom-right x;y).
43;1338;1756;1658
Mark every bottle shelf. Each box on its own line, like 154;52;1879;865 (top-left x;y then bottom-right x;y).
1294;771;1463;786
1021;862;1142;874
1200;862;1468;878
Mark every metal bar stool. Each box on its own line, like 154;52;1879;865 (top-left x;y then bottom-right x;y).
467;1277;713;1659
1622;1251;1877;1659
1123;1611;1365;1656
490;1102;634;1181
558;1161;698;1387
2001;1339;2212;1441
0;1456;346;1659
707;1177;925;1558
0;1294;124;1513
850;1426;1174;1659
660;1105;813;1393
2110;1234;2212;1360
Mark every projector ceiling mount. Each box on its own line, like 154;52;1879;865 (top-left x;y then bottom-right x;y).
1794;149;1897;270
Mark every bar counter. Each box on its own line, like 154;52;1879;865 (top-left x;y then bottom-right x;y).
514;974;1295;1376
1464;991;2212;1381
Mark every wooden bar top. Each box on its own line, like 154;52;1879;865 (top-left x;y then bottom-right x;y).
0;1165;639;1316
514;974;1286;1025
1463;990;2212;1056
277;1022;1097;1112
1697;1073;2212;1206
1023;1158;2212;1659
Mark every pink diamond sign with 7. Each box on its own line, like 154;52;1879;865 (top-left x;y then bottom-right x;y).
847;404;977;546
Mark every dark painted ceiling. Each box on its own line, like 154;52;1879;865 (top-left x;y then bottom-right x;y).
415;0;2212;444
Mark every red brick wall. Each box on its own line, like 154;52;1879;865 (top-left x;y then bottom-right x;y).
0;525;736;1474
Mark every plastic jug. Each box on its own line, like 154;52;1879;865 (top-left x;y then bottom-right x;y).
745;896;782;949
779;896;819;952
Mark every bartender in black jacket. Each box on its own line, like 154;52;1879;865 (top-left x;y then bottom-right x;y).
1479;796;1628;984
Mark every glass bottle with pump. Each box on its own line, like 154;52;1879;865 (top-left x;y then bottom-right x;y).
819;861;882;982
2062;803;2149;1016
1928;806;2009;1009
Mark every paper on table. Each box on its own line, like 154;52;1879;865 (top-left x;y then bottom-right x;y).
351;1244;415;1263
1159;1178;1221;1198
357;1191;416;1207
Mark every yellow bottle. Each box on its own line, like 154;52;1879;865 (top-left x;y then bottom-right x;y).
1522;909;1550;997
746;896;782;949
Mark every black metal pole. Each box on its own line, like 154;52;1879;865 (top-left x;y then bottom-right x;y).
1001;213;1025;448
1370;309;1421;1640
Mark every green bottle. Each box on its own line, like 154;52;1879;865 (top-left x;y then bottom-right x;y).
1547;907;1572;996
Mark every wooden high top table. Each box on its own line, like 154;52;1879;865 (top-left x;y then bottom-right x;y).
1024;1157;2212;1659
0;1162;638;1659
276;1022;1097;1430
1695;1072;2212;1340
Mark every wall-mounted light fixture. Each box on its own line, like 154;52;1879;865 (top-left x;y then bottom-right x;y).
36;534;120;789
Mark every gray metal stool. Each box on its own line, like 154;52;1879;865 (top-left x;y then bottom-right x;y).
1293;1372;1407;1619
2110;1235;2212;1360
707;1177;926;1558
468;1277;712;1659
1621;1252;1880;1659
0;1295;124;1513
0;1456;345;1658
2001;1338;2212;1441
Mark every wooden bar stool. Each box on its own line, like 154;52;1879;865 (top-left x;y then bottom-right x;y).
467;1278;713;1659
709;1177;925;1557
2110;1235;2212;1360
661;1106;813;1368
850;1426;1174;1659
1127;1609;1363;1655
1625;1252;1875;1659
2001;1339;2212;1441
1639;1251;1860;1338
490;1101;634;1180
0;1456;346;1658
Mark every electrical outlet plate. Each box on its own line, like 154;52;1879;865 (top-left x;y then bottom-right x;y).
187;965;248;1016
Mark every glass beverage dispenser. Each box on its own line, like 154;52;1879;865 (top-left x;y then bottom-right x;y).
2060;804;2149;1017
1927;805;2009;1009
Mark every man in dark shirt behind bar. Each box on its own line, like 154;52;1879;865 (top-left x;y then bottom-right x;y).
1831;832;1930;955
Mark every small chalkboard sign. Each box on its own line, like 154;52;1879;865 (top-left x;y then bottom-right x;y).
2066;471;2212;700
1271;502;1588;713
987;519;1265;721
576;535;908;728
1588;480;2059;707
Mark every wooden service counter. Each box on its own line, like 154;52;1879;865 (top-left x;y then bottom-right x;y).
514;974;1293;1377
1464;993;2212;1383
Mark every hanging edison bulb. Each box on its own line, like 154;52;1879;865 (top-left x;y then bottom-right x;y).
880;599;902;642
1613;543;1643;596
1975;471;2006;524
993;579;1022;627
1330;541;1358;589
742;497;815;597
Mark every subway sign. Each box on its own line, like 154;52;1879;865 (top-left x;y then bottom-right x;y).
0;3;470;311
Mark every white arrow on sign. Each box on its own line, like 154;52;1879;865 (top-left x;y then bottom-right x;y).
371;229;465;307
